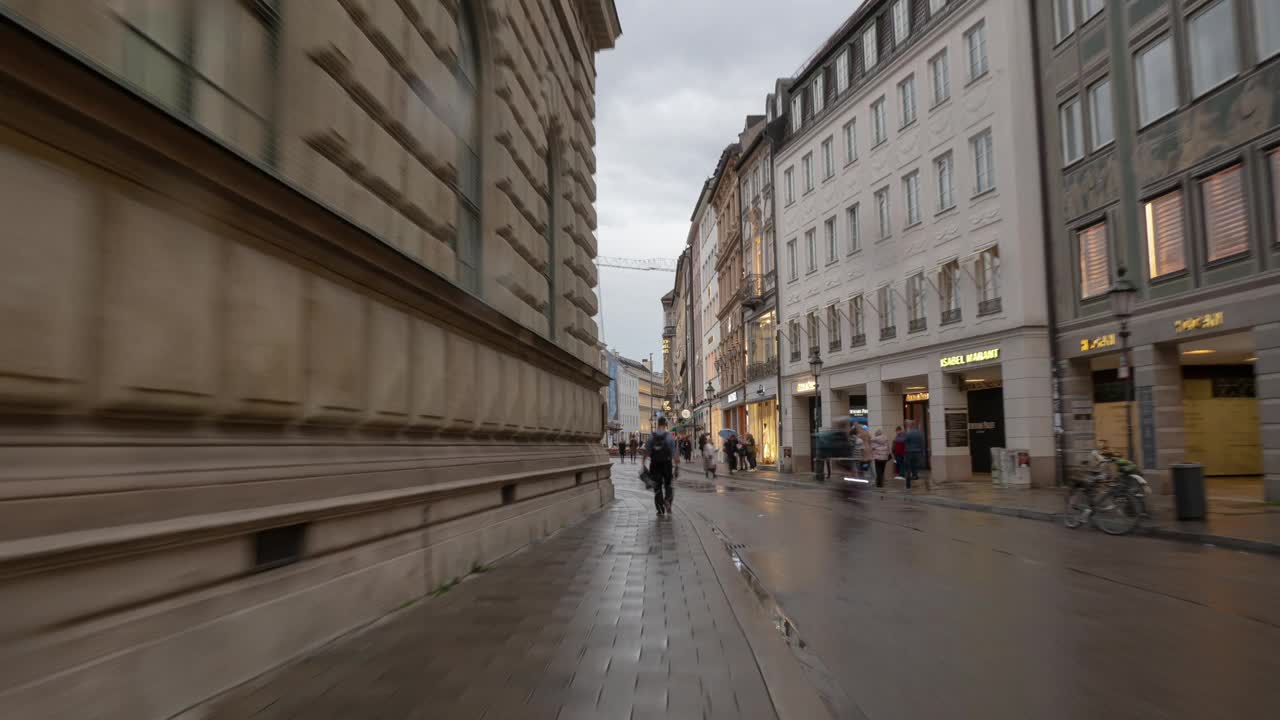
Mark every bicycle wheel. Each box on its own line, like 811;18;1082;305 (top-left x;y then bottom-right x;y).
1092;489;1142;535
1063;486;1089;528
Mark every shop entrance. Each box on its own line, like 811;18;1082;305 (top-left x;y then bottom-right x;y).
967;387;1005;473
1180;333;1261;495
900;380;931;468
747;398;778;465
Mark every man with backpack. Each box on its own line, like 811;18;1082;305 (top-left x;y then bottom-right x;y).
643;416;679;516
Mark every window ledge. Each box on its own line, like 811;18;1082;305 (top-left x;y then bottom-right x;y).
844;158;858;169
904;220;923;231
1062;153;1086;170
825;258;840;267
970;187;998;202
871;139;889;151
930;96;952;113
847;247;863;257
965;70;990;89
803;188;815;197
935;204;958;218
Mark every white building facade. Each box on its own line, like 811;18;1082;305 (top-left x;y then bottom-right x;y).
696;191;723;440
775;0;1054;485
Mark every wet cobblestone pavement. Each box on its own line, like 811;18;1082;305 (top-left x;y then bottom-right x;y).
194;489;776;720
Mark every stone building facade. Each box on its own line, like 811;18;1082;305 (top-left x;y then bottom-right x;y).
1034;0;1280;499
0;0;619;717
774;0;1054;484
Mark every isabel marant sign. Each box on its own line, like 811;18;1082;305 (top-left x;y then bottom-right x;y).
939;348;1000;368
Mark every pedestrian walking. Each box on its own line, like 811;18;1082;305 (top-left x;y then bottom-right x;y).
643;417;679;516
871;429;890;487
904;421;926;490
892;426;906;482
629;435;639;464
744;432;758;470
724;434;738;474
701;434;716;480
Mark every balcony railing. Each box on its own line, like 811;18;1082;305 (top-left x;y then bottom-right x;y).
790;348;801;362
880;325;897;341
747;357;778;380
850;333;866;348
978;297;1003;316
828;339;842;353
941;308;962;325
909;317;927;333
663;324;676;337
742;272;777;309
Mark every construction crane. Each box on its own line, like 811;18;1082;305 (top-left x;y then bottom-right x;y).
595;256;677;272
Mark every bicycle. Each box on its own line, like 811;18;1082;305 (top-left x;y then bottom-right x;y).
1063;450;1149;535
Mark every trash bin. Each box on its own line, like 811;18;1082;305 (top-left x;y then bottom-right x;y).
1171;463;1207;520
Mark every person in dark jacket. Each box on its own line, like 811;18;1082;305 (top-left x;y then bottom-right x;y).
744;432;758;470
892;426;906;482
724;434;739;473
903;421;926;490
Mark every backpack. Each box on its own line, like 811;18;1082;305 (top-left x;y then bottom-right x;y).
648;431;672;466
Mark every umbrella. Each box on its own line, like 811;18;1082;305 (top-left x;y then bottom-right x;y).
718;428;737;440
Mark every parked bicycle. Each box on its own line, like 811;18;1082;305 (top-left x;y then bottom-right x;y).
1063;449;1150;535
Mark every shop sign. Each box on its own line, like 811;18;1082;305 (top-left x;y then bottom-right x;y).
940;348;1000;368
849;406;869;418
1078;333;1117;352
1174;311;1224;334
905;391;930;403
681;409;692;419
795;380;816;393
726;391;739;404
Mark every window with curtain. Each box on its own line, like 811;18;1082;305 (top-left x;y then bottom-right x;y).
824;217;837;262
843;119;857;164
863;26;878;68
978;245;1001;308
1061;96;1084;164
1078;222;1111;299
814;74;826;114
836;49;850;93
1189;0;1238;97
904;171;921;225
1089;78;1114;148
872;97;887;144
807;312;820;352
849;295;866;344
821;137;834;179
806;228;817;272
907;273;927;331
789;320;801;361
803;153;814;192
828;304;843;351
785;167;795;204
1201;164;1250;262
1136;37;1177;125
972;129;995;193
1144;190;1187;279
847;203;861;253
930;49;950;106
787;238;798;280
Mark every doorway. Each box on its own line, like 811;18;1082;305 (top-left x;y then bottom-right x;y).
968;388;1005;473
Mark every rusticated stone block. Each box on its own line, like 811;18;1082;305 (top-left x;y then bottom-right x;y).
444;331;477;431
222;243;306;419
365;301;411;426
305;277;367;423
410;318;447;429
98;193;220;414
0;141;95;408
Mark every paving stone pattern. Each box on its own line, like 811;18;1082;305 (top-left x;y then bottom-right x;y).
198;493;777;720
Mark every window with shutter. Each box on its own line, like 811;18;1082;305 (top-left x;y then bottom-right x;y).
1144;190;1187;279
1078;222;1111;299
1201;164;1249;262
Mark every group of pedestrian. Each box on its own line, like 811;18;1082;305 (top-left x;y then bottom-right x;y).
616;434;642;463
722;432;758;474
820;420;926;489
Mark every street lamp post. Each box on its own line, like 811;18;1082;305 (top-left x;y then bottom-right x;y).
1108;266;1138;461
809;348;824;480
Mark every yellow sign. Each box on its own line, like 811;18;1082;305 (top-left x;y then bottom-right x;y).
1174;311;1224;334
795;380;816;393
905;391;930;403
940;348;1000;368
1079;333;1117;352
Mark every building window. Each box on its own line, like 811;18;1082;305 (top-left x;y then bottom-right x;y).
966;21;988;80
1054;0;1076;42
929;50;950;106
1201;164;1250;262
787;238;798;280
454;0;482;292
1078;222;1110;299
814;74;826;114
876;187;892;239
824;216;838;263
1136;37;1177;126
872;97;887;145
836;49;850;93
1271;149;1280;245
977;245;1002;314
899;74;917;127
849;295;866;345
765;228;776;274
972;129;995;194
806;228;817;272
1189;0;1238;97
802;152;814;192
789;320;801;361
843;119;857;164
878;285;897;339
907;273;927;332
940;260;962;324
930;0;947;15
821;136;835;179
1089;78;1114;148
1084;0;1104;20
863;26;878;68
807;312;820;352
1145;190;1187;279
935;152;955;210
893;0;910;46
904;171;922;226
791;94;803;132
1260;0;1280;59
1061;96;1084;164
784;167;795;204
847;203;861;253
828;304;843;351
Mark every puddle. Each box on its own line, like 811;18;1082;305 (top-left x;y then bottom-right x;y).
710;527;865;719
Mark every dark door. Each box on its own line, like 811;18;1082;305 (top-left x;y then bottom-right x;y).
968;388;1005;473
903;400;931;468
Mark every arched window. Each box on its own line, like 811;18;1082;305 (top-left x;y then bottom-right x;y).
454;0;481;292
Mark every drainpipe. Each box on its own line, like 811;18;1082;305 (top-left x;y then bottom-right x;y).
1028;0;1066;487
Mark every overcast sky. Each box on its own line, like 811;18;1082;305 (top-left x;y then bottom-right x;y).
594;0;862;370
